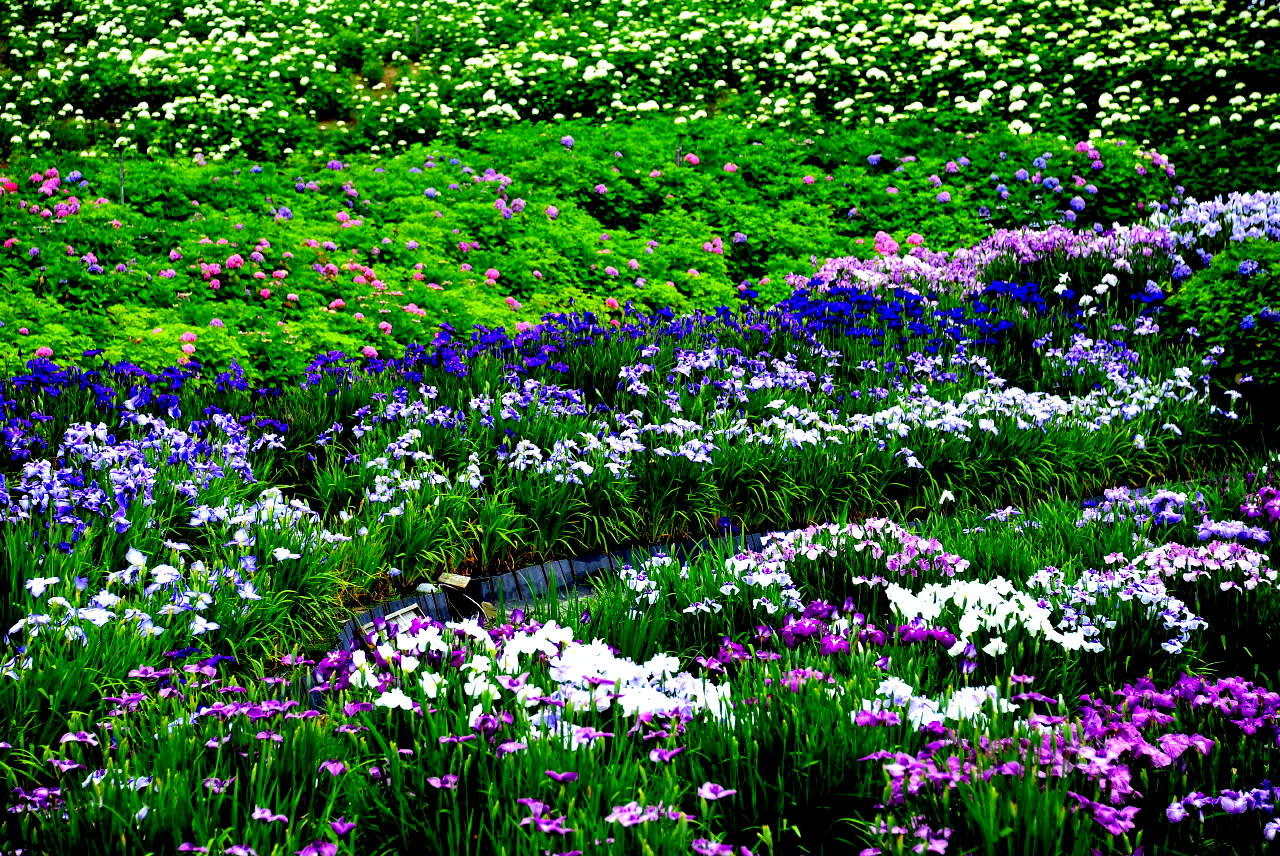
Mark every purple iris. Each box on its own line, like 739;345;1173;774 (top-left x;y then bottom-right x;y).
649;746;685;763
696;782;737;800
546;770;579;783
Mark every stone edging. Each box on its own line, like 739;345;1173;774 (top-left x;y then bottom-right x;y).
334;530;769;651
334;479;1213;650
330;472;1232;653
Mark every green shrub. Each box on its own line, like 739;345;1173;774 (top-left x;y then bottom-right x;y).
1167;239;1280;389
0;116;1194;384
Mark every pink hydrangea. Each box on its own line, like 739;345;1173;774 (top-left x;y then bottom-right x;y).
34;346;52;357
604;297;620;309
906;233;924;246
683;154;700;165
180;332;198;343
505;296;522;310
874;231;900;256
361;346;378;358
723;163;737;173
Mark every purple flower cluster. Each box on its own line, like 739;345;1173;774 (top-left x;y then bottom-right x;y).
1242;484;1280;525
1167;781;1280;835
858;670;1280;843
1029;539;1276;656
1078;484;1206;527
810;223;1180;298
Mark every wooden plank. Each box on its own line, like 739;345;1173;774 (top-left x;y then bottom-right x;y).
474;577;498;604
512;565;547;599
505;569;526;601
571;553;610;580
414;595;447;623
532;562;552;589
547;559;574;589
488;571;522;605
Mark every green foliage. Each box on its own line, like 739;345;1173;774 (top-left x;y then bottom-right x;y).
1167;240;1280;389
0;116;1189;383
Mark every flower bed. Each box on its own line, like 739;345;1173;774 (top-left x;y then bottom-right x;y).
1;187;1279;853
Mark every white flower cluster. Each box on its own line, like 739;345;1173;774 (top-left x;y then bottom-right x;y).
873;676;1015;728
2;0;1275;156
354;616;733;742
3;545;263;679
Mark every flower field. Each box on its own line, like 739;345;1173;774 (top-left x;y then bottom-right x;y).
2;0;1280;854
